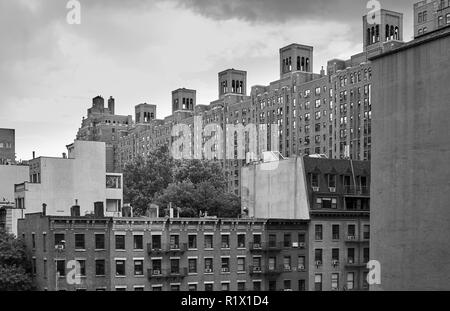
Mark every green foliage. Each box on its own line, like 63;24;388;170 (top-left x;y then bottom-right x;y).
123;145;241;218
0;230;34;291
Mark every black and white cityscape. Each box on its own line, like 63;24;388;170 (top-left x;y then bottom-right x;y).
0;0;449;294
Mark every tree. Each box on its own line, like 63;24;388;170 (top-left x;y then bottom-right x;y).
123;145;241;218
123;145;174;216
0;230;34;291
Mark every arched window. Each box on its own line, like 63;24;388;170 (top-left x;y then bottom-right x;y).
297;56;301;71
394;26;399;40
385;24;390;41
301;57;305;71
447;13;450;24
306;58;310;72
371;27;375;44
418;28;423;35
367;28;371;45
438;16;444;26
390;25;395;40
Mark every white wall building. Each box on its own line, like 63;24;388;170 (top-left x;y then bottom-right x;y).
0;165;30;236
14;140;123;226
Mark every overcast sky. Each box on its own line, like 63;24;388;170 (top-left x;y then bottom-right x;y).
0;0;414;161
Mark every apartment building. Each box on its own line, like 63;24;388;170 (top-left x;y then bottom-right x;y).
18;214;309;291
414;0;450;37
242;156;370;291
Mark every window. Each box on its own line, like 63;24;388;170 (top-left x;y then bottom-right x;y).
332;225;340;240
188;284;197;291
283;256;291;271
347;248;355;264
315;224;323;240
315;274;322;291
253;257;262;271
253;281;262;291
298;280;306;291
269;234;277;247
298;233;305;244
32;258;36;275
253;234;261;248
205;283;214;291
328;174;336;188
134;260;144;276
188;235;197;249
311;173;319;188
269;281;276;291
170;259;180;274
43;233;46;252
170;235;179;249
347;224;356;238
447;13;450;24
56;260;65;276
268;257;276;271
95;234;105;250
134;235;143;250
152;259;162;274
43;259;47;278
134;286;144;291
204;235;213;249
171;284;180;291
331;273;339;290
115;287;127;291
188;258;197;274
54;233;65;247
363;248;370;263
106;175;121;188
221;235;230;248
363;225;370;240
152;286;162;291
315;249;323;263
347;272;355;290
237;257;246;272
32;233;36;249
204;258;213;273
152;235;161;249
115;260;126;276
237;234;246;248
439;15;444;26
332;248;340;262
284;280;292;291
75;234;85;250
77;260;86;276
95;260;105;276
237;282;246;291
115;235;125;250
298;256;305;270
221;282;230;291
221;258;230;273
283;233;291;247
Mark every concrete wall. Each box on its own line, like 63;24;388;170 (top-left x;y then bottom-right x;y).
241;157;310;220
0;165;29;235
371;31;450;290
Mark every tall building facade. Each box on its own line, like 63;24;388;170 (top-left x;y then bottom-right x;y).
414;0;450;37
370;24;450;290
76;96;133;173
0;128;15;165
241;156;371;291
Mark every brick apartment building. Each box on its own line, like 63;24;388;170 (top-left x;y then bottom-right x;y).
18;213;309;291
414;0;450;37
242;156;370;291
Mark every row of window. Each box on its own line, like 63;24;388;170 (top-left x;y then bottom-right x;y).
314;272;367;291
314;247;370;265
314;224;370;241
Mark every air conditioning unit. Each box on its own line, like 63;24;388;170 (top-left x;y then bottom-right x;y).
348;259;354;264
254;267;261;272
329;187;336;193
315;260;322;266
153;270;161;275
348;236;356;240
332;260;339;266
298;265;305;271
205;269;213;273
221;268;229;273
299;242;306;248
312;187;320;192
292;242;299;248
253;243;261;249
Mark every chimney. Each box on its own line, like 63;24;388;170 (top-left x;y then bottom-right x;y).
94;201;104;218
71;205;80;217
62;153;67;159
42;203;47;216
320;66;325;77
108;96;115;115
32;151;35;159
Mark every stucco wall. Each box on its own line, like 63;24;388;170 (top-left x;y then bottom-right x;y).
371;32;450;290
